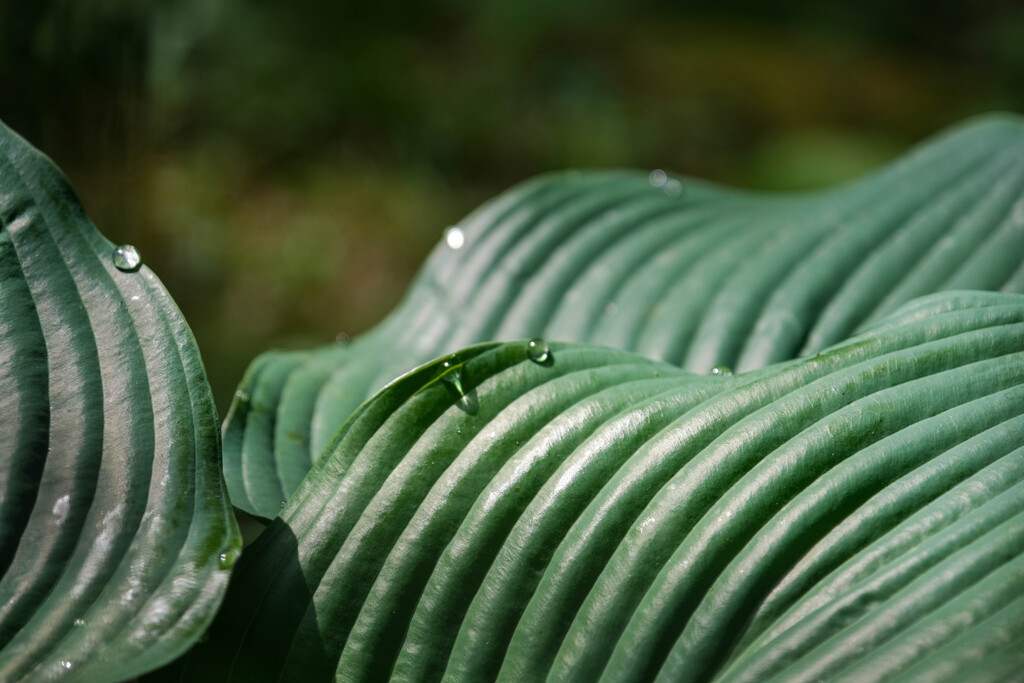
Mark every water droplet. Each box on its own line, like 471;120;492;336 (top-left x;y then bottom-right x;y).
440;358;465;396
710;365;733;376
664;179;683;197
61;661;73;670
335;331;351;346
444;226;465;250
526;338;550;364
649;169;667;187
73;618;86;627
218;546;241;570
112;244;142;272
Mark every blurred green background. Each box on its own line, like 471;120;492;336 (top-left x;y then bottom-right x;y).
3;0;1023;414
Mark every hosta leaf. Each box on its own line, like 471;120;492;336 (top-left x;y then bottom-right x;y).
223;114;1024;519
164;290;1024;681
0;121;241;681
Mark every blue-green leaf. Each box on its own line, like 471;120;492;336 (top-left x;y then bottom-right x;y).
224;114;1024;519
168;290;1024;681
0;120;240;681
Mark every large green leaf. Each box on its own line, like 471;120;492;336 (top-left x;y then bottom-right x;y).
0;121;241;681
223;114;1024;518
161;290;1024;681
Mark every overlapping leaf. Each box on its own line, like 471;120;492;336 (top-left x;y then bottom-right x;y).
0;121;241;681
224;114;1024;518
160;290;1024;681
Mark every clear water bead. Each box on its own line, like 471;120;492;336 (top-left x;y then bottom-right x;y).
664;179;683;197
218;546;241;570
710;365;733;376
445;226;465;249
526;338;550;364
649;169;667;187
440;358;465;395
112;244;142;272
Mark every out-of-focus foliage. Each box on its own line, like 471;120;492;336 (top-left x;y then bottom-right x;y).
2;0;1023;411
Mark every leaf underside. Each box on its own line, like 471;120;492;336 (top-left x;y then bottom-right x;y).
0;121;240;681
223;113;1024;519
161;290;1024;682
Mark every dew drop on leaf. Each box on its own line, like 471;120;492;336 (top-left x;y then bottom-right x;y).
649;169;667;187
218;546;242;570
664;178;683;197
527;338;550;364
440;358;465;396
60;661;73;670
444;226;465;249
710;365;733;376
112;244;142;272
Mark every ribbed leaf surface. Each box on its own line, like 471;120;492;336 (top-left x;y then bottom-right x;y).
163;290;1024;681
0;121;241;681
223;114;1024;518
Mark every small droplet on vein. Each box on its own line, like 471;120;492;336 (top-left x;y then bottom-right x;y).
218;546;241;570
112;244;142;272
526;338;550;364
444;226;465;250
440;358;465;396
